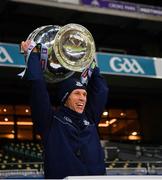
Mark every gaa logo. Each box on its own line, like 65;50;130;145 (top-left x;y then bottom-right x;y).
0;46;13;64
109;57;145;74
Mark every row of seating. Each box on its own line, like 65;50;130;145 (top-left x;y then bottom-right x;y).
0;140;162;177
3;141;43;161
0;141;44;178
103;141;162;161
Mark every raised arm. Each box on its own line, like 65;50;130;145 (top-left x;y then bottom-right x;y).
21;40;54;135
85;67;108;124
28;53;53;135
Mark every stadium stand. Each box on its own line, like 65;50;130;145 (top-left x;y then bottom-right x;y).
0;140;162;178
0;140;44;178
102;141;162;175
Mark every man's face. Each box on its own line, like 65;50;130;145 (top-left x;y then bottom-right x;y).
65;89;87;113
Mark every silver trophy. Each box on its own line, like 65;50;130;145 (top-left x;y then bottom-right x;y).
25;23;96;83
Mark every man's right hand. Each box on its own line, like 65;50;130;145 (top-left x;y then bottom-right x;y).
20;40;38;54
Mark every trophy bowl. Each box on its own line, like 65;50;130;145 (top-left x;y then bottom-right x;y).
27;23;96;83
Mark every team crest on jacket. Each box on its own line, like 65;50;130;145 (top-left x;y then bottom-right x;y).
64;116;72;123
83;119;90;126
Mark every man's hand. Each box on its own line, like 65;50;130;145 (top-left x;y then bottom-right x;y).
20;40;38;54
80;59;97;85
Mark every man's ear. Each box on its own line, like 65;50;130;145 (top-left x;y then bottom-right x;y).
64;99;68;107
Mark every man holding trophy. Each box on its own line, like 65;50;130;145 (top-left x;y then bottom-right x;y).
20;24;108;179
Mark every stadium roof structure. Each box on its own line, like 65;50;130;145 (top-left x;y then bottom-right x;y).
0;0;162;58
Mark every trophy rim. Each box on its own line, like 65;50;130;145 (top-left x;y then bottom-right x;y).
53;23;96;72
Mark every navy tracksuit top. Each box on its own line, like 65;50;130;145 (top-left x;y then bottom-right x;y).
27;53;108;179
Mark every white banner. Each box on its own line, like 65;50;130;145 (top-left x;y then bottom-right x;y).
54;0;79;4
65;175;162;180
